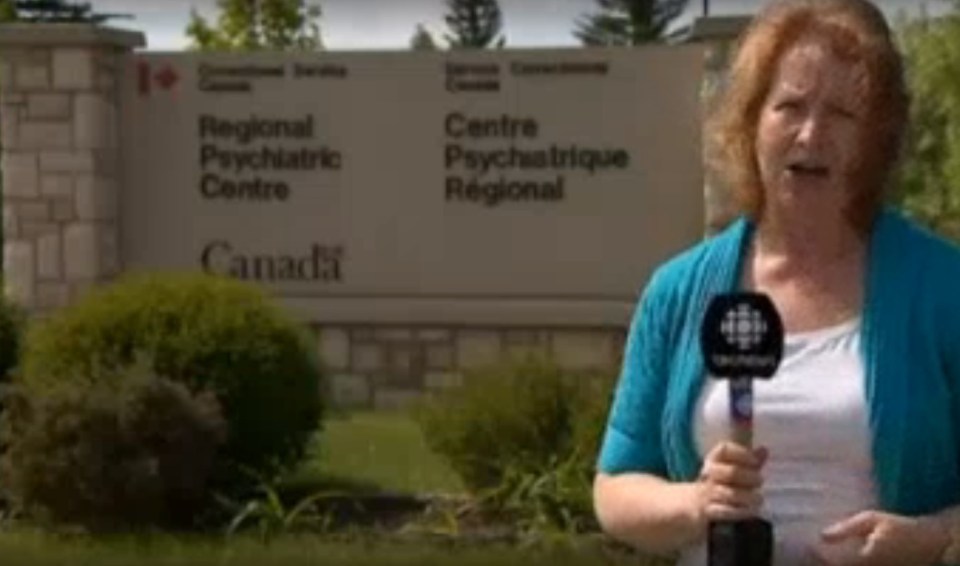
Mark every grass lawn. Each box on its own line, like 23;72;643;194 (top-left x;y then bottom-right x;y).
0;530;672;566
282;410;464;496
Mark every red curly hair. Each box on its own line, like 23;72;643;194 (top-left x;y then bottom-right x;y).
705;0;909;233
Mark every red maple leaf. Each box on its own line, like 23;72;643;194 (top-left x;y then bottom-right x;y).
155;66;179;90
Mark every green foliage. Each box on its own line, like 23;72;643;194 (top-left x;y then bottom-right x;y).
0;0;17;22
219;470;339;542
186;0;323;52
0;366;228;530
443;0;506;49
485;452;596;535
415;356;615;533
0;295;24;390
18;272;324;497
895;3;960;241
574;0;689;46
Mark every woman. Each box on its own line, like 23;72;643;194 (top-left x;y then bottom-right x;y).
593;0;960;564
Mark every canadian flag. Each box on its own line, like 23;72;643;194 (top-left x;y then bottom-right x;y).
138;62;180;96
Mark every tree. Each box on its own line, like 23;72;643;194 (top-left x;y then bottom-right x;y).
893;2;960;241
0;0;130;23
442;0;505;49
410;23;438;50
185;0;323;52
0;0;16;21
574;0;689;46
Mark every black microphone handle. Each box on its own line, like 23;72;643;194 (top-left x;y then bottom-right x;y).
707;376;773;566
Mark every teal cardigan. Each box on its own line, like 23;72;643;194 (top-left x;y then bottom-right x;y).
598;207;960;516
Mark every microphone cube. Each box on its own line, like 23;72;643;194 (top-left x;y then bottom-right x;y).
708;518;773;566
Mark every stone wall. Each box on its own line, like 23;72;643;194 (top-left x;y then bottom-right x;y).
0;21;749;411
0;25;144;315
317;324;625;410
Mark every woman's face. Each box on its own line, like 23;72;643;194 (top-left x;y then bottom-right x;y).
754;34;866;217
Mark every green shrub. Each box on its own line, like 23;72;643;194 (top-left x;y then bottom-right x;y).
0;365;227;530
18;272;324;496
415;355;616;533
0;291;25;387
0;291;23;515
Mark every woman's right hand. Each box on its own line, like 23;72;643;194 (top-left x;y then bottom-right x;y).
694;441;768;523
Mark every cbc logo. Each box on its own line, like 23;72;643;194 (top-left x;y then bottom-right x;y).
720;303;767;351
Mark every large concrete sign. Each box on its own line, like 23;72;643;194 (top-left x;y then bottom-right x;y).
119;46;704;325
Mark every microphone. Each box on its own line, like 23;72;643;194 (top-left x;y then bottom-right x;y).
700;292;784;566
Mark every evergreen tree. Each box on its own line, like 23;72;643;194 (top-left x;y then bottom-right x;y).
2;0;129;23
574;0;689;46
186;0;323;51
442;0;505;49
410;23;438;50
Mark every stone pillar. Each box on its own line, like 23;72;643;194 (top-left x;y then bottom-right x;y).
683;16;752;235
0;24;145;314
702;39;740;235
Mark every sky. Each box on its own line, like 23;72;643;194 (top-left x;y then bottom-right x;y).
83;0;951;52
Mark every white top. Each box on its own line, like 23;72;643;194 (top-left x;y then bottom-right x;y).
677;317;877;566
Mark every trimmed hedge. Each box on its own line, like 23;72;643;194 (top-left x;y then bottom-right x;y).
17;272;324;496
0;366;227;529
